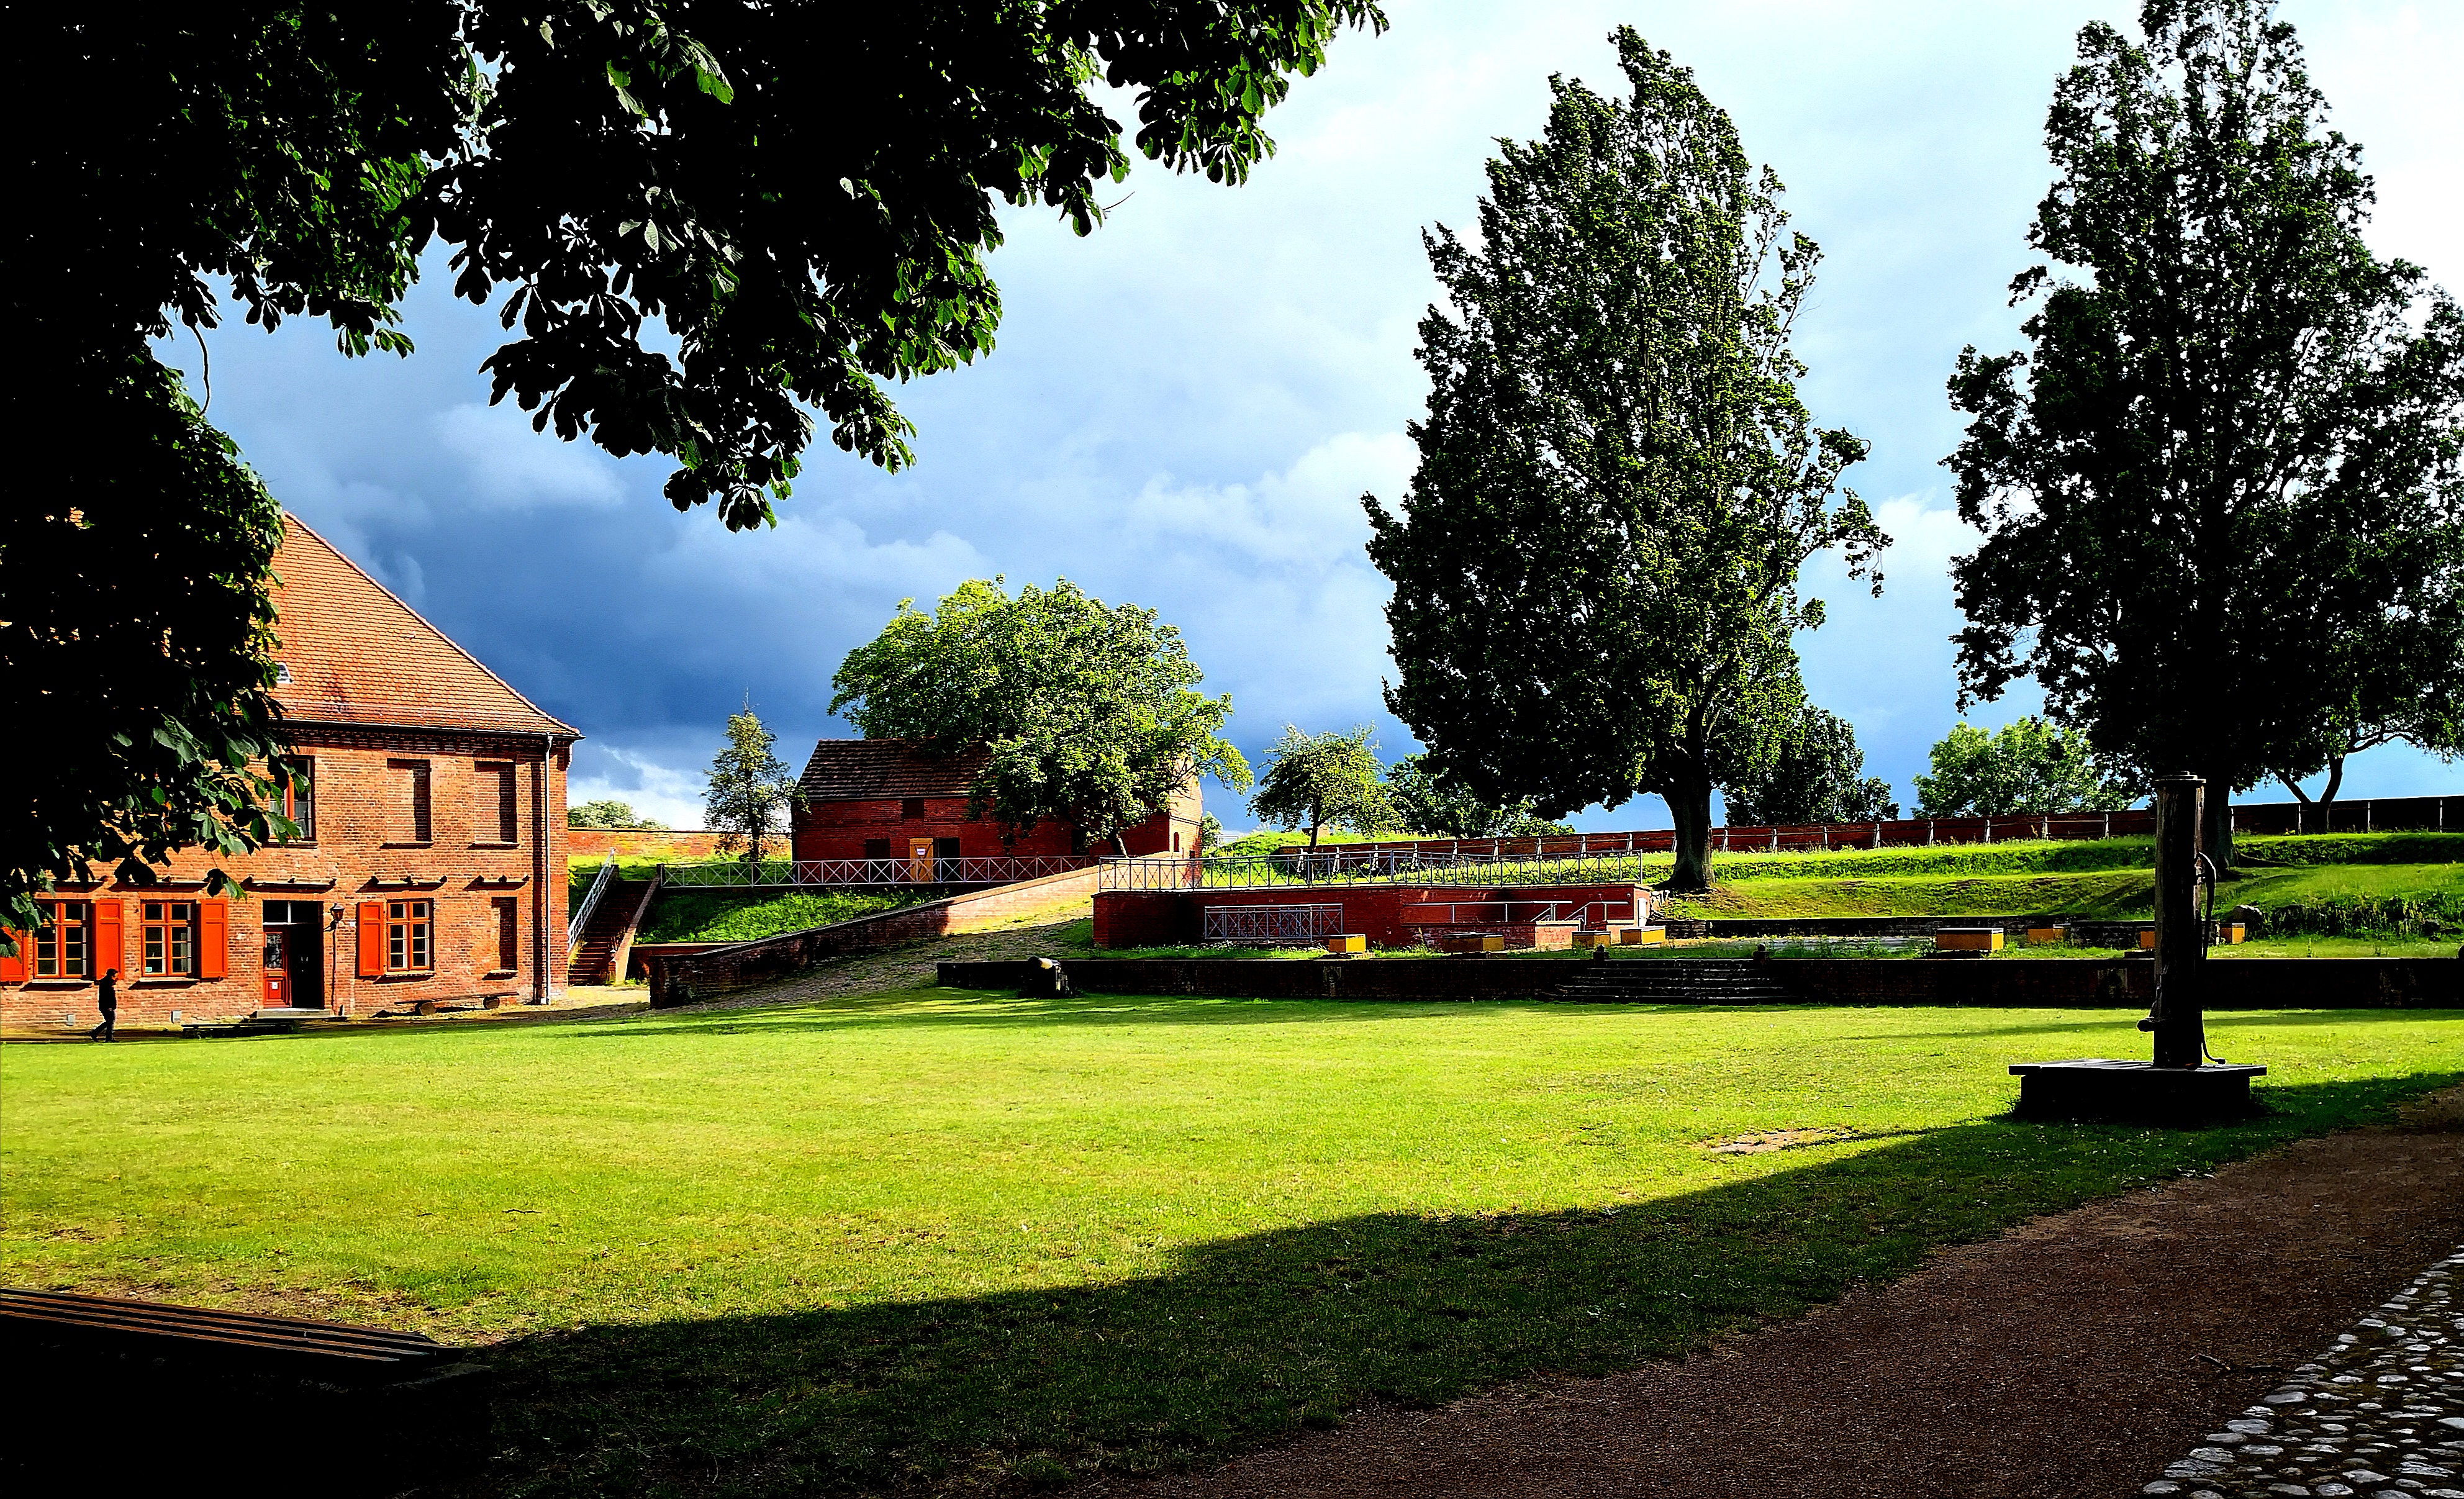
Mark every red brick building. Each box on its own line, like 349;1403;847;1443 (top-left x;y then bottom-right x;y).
790;740;1202;868
0;516;577;1029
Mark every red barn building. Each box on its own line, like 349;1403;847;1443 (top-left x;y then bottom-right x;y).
1;516;578;1029
791;740;1202;871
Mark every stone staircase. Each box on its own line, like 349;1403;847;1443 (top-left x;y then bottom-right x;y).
568;880;653;985
1554;958;1792;1005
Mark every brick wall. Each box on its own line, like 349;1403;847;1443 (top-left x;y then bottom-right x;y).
646;864;1099;1007
2;730;568;1029
937;956;2460;1008
568;828;730;859
793;795;1193;862
1091;884;1648;949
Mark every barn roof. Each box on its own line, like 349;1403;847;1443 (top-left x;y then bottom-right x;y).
798;739;985;802
269;514;576;737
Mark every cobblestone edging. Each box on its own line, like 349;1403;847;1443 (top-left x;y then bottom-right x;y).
2143;1246;2464;1498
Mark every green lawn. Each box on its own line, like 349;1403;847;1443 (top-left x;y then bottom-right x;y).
4;993;2457;1496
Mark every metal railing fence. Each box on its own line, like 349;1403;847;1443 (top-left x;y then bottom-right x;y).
1202;904;1347;943
566;854;616;946
659;854;1095;889
1098;846;1665;893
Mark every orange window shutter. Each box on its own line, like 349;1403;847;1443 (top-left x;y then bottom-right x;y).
357;901;386;977
197;901;229;979
0;930;24;983
92;900;124;979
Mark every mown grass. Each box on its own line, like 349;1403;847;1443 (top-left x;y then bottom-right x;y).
3;994;2457;1496
1657;832;2464;927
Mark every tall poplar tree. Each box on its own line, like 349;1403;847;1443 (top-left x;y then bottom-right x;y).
1366;28;1881;891
1947;0;2464;864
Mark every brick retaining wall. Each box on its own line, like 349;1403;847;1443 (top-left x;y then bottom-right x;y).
646;864;1099;1007
568;828;730;859
936;956;2460;1008
1092;884;1647;949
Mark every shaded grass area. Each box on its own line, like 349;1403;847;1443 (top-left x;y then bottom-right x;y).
3;995;2457;1496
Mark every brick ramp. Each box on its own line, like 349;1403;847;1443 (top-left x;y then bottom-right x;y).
647;864;1100;1007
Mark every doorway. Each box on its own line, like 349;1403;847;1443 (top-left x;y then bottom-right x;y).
261;901;325;1010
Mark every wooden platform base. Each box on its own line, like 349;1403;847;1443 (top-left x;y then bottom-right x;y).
2009;1059;2267;1123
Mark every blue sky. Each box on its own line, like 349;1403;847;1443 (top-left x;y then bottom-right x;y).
157;1;2463;831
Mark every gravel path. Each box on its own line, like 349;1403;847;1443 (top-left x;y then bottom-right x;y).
2142;1246;2464;1498
1101;1085;2464;1499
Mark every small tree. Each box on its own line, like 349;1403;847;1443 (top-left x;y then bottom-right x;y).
1722;709;1896;825
1366;29;1882;893
831;579;1251;854
704;710;800;864
1385;753;1574;839
1912;718;2133;818
567;799;666;830
1250;727;1393;849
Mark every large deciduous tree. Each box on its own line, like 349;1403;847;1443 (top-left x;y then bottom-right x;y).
1366;28;1882;892
10;1;1383;933
1721;708;1897;826
830;580;1250;856
1384;754;1574;840
1946;0;2464;866
1911;718;2136;818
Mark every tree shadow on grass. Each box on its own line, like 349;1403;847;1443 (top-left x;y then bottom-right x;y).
1846;1006;2464;1044
452;1072;2458;1499
561;992;1608;1041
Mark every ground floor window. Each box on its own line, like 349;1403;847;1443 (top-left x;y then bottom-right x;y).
35;901;90;978
387;900;433;972
493;897;519;972
143;902;195;976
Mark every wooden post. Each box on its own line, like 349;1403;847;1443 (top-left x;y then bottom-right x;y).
2151;774;2206;1069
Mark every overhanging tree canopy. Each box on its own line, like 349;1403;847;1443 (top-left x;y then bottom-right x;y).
1365;28;1881;892
10;1;1383;930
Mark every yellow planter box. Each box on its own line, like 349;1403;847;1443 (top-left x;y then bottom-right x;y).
1574;930;1618;949
2139;929;2157;950
2216;923;2246;944
2025;927;2065;945
1935;928;2005;952
1618;926;1667;945
1439;934;1505;953
1323;934;1367;954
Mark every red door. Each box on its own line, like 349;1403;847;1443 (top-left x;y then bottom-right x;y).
262;928;289;1008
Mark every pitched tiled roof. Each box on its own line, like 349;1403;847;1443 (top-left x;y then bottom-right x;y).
269;515;576;737
799;739;985;802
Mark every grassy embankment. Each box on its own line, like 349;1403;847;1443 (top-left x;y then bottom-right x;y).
568;854;931;945
3;994;2457;1495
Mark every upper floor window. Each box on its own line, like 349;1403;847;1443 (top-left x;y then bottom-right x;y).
35;900;91;979
474;761;518;845
143;902;196;977
389;759;432;844
274;758;315;843
900;798;925;820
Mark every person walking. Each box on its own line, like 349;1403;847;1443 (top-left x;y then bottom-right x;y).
89;968;118;1042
